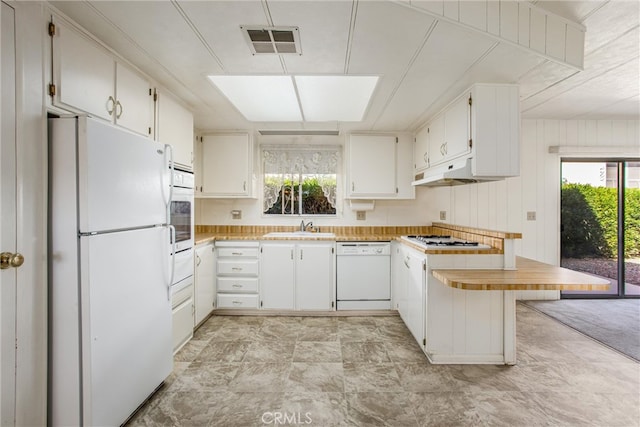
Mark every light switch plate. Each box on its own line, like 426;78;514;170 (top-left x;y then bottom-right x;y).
439;211;447;221
526;211;536;221
356;211;366;220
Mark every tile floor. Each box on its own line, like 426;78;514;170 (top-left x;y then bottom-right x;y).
128;304;640;426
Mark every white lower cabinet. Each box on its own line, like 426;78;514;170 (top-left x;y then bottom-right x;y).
260;241;335;311
260;243;295;310
406;250;426;346
391;246;513;364
425;256;507;364
171;281;194;354
215;241;259;309
393;244;426;347
194;242;215;327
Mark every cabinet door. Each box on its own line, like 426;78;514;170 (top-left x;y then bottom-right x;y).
443;93;470;160
194;244;215;325
392;243;407;316
114;63;153;137
296;244;334;310
406;252;425;346
260;244;295;309
348;135;397;197
53;19;114;122
193;136;203;194
427;114;446;166
201;134;250;196
414;126;429;171
157;91;194;169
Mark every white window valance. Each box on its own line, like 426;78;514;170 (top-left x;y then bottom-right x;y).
262;145;341;212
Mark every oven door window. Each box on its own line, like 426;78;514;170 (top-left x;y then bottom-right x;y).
170;200;191;243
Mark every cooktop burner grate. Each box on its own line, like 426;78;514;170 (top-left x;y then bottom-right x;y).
405;235;480;247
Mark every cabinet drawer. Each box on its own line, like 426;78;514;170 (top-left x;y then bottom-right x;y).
217;259;259;276
217;247;259;258
217;277;258;293
217;293;259;309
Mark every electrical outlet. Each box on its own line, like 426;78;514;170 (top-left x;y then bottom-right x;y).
439;211;447;221
526;211;536;221
231;210;242;220
356;211;366;220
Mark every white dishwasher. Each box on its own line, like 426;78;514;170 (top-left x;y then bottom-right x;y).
336;242;391;310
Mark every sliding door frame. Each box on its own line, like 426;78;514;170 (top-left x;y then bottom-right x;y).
560;158;639;299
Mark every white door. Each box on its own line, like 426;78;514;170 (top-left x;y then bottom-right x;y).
348;135;397;197
443;93;470;160
296;244;334;310
195;244;215;325
414;125;429;171
406;252;425;345
201;134;250;196
49;116;169;232
427;114;446;166
260;243;295;309
1;3;18;424
52;18;115;121
80;227;172;426
157;90;194;169
114;62;153;137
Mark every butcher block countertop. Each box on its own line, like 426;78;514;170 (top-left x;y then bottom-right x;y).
194;232;404;245
194;225;514;254
431;257;610;291
194;225;432;246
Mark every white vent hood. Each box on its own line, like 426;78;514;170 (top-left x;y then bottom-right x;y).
412;158;506;187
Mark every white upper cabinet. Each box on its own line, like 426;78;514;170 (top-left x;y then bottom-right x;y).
156;90;194;170
427;93;470;168
470;84;520;177
115;63;154;137
346;134;414;199
414;125;429;172
51;18;153;137
200;133;254;198
347;134;396;198
414;83;519;180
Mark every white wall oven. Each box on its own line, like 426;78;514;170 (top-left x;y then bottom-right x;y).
170;169;194;253
168;168;195;353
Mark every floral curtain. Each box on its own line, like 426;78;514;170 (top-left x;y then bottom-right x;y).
262;146;340;212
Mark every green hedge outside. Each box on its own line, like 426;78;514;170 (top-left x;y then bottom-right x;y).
561;183;640;259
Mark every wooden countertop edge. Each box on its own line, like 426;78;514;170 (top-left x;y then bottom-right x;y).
195;233;501;254
431;222;522;239
431;256;610;291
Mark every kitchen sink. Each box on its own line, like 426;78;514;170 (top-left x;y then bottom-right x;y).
263;231;335;238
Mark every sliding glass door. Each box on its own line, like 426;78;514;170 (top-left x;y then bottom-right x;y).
560;160;640;298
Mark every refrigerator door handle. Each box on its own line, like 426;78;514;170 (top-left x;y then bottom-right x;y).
168;225;176;300
165;144;174;223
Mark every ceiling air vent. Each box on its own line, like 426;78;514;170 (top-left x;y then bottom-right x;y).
241;26;301;55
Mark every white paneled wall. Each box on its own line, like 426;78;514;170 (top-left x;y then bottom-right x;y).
426;119;640;300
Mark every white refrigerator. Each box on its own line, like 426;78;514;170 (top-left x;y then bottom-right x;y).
49;116;173;426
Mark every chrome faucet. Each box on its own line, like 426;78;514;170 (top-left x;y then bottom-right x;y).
300;220;313;232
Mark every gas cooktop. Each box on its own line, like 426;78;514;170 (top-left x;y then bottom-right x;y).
402;235;490;249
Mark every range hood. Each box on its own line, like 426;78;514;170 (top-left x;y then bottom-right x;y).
412;157;504;187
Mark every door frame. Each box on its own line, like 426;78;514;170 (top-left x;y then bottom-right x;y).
1;1;48;425
560;158;640;299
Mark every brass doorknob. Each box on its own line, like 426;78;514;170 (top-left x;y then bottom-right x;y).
0;252;24;269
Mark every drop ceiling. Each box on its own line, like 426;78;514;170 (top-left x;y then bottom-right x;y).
48;0;640;133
